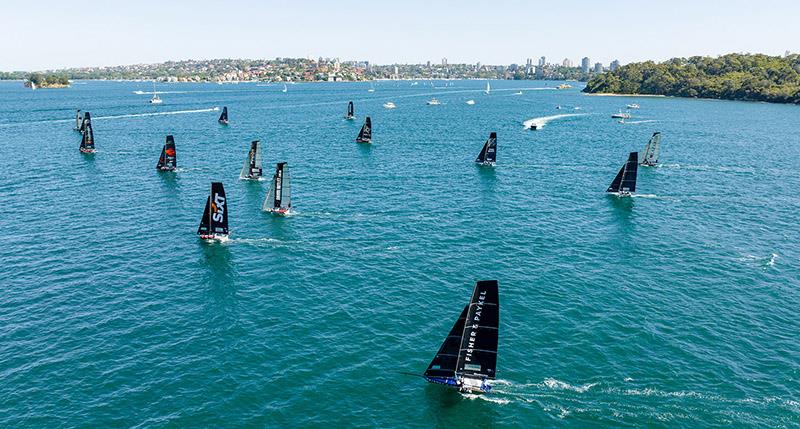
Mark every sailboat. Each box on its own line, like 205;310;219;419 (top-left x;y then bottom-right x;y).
149;82;162;104
74;110;83;131
485;82;491;95
607;152;639;197
465;100;476;105
197;182;229;240
424;280;499;394
368;82;375;92
356;116;372;143
156;135;177;171
475;132;497;166
262;162;291;214
239;140;263;180
282;84;288;93
639;132;661;166
218;106;229;125
79;112;95;154
345;101;355;120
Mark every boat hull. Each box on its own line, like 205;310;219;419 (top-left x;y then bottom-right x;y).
424;376;492;394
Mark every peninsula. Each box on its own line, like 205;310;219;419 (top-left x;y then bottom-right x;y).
583;53;800;104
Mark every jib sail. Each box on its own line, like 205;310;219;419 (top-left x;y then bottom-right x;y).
424;305;468;380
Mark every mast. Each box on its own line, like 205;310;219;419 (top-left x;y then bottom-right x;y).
156;135;177;170
218;106;228;124
356;116;372;143
640;132;661;166
455;280;499;383
475;132;497;165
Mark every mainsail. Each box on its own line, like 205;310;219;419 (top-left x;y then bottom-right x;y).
345;101;354;119
74;110;82;131
197;182;229;237
475;132;497;165
356;116;372;143
607;152;639;194
218;106;229;124
156;135;177;170
79;112;95;152
425;280;499;391
239;140;263;180
263;162;291;212
640;132;661;166
485;82;491;95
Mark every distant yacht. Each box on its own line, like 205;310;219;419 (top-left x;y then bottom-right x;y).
639;132;662;166
79;112;95;154
611;111;631;119
426;98;441;105
149;82;162;104
156;135;177;171
557;83;572;89
627;103;641;109
513;91;523;95
411;81;418;86
239;140;263;180
475;132;497;166
465;100;476;105
607;152;639;197
485;82;491;95
368;82;375;92
262;162;292;215
197;182;229;241
218;106;229;125
345;101;355;120
555;105;562;110
383;101;397;109
423;280;499;394
356;116;372;143
282;84;288;93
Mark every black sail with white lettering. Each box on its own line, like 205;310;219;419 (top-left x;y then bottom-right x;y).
456;280;499;380
218;106;228;124
263;162;291;211
346;101;354;119
424;305;468;379
79;113;94;151
475;132;497;164
156;135;177;170
197;182;228;235
607;152;638;193
356;116;372;142
240;140;263;179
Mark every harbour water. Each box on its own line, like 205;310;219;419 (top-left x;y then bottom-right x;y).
1;80;798;427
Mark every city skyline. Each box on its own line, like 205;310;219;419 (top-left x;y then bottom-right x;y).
2;0;798;71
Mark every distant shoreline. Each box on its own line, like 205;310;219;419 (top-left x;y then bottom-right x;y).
584;93;666;98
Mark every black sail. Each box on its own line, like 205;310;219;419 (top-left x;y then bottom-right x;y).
424;305;469;379
79;113;94;151
346;101;354;119
456;280;499;380
240;140;263;179
197;182;229;236
356;116;372;142
79;111;88;132
475;132;497;164
607;152;638;193
218;106;228;124
156;135;177;170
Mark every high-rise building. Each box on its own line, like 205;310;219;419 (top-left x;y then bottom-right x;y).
442;57;448;66
562;58;573;68
610;60;620;71
581;57;591;73
594;62;603;73
426;60;431;68
538;56;546;66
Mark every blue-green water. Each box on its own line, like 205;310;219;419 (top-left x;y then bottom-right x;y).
1;80;798;427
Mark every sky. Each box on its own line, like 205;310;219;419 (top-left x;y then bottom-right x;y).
2;0;798;71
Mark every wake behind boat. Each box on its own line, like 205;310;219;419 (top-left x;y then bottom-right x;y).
263;162;291;215
356;116;372;143
383;102;396;109
475;132;497;166
607;152;639;196
611;110;631;119
639;132;662;166
156;135;177;171
79;112;95;153
239;140;263;180
197;182;229;241
424;280;499;394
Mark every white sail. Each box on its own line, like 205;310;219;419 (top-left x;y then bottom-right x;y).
239;141;263;179
262;163;291;212
485;82;491;95
640;132;662;166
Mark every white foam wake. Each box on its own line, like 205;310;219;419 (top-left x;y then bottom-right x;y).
523;113;587;129
92;107;220;121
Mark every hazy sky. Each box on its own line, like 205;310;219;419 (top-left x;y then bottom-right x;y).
2;0;798;71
